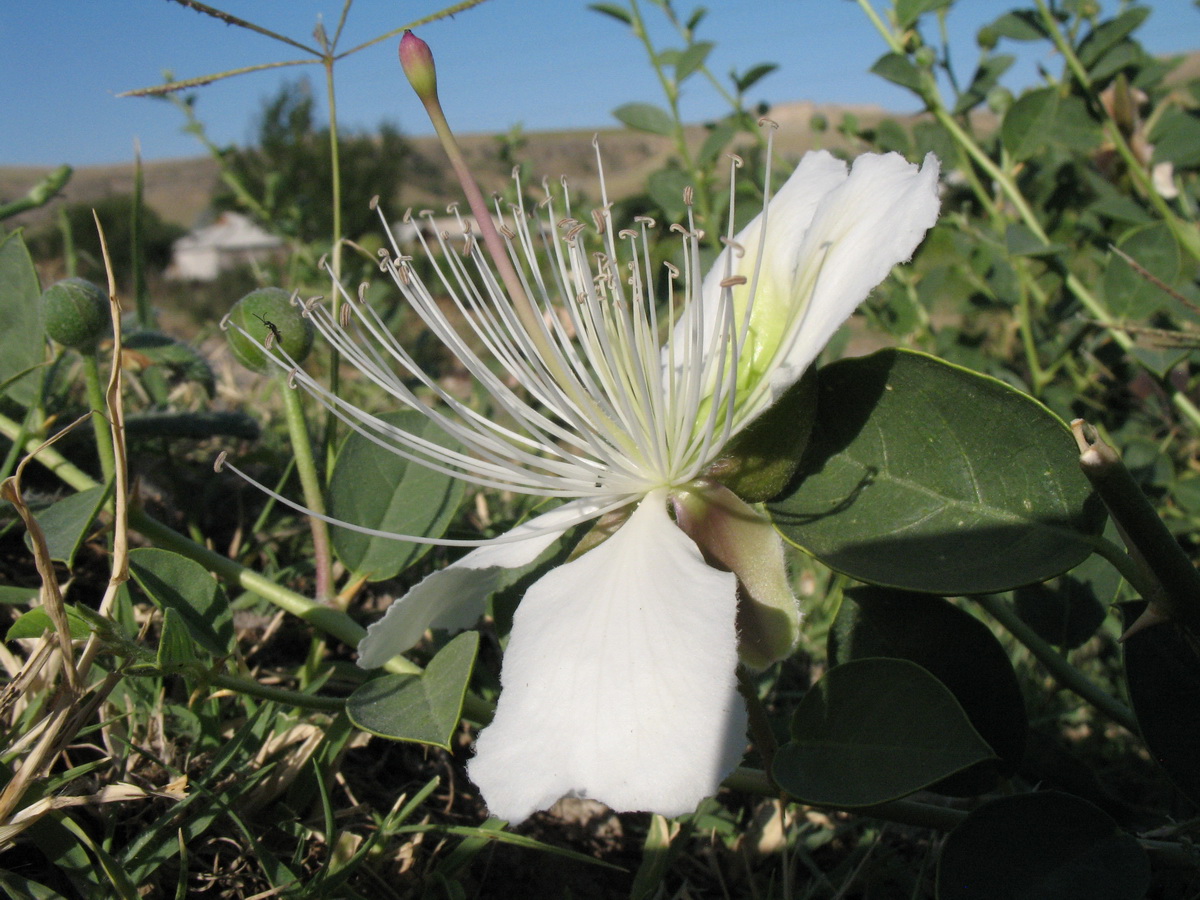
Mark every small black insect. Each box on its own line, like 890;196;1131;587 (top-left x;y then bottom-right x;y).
253;313;282;349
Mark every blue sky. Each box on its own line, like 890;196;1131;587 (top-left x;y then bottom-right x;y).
3;0;1197;166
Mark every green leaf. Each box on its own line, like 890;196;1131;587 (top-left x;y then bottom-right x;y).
0;869;69;900
1077;7;1150;70
1105;222;1181;320
346;632;479;749
697;120;737;167
1122;604;1200;806
613;102;676;136
733;62;777;93
1001;87;1058;161
588;2;631;25
0;586;38;606
768;350;1105;595
1048;95;1103;151
0;232;45;406
7;605;92;642
123;331;215;397
953;54;1014;115
675;41;713;83
1150;108;1200;168
937;792;1150;900
157;606;200;669
128;548;235;656
328;411;465;582
1005;223;1064;257
27;486;109;568
772;658;995;807
646;168;692;223
1014;575;1107;649
895;0;951;29
828;588;1026;794
870;53;924;94
984;10;1046;41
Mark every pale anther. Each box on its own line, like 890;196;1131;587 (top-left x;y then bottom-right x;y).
683;185;694;207
213;451;227;473
719;275;748;288
591;209;606;234
757;116;779;130
499;224;516;239
618;229;638;240
720;237;745;257
369;195;380;210
218;312;232;330
664;261;680;278
340;303;353;328
634;215;657;227
287;369;299;389
446;201;459;214
727;153;744;168
402;208;414;223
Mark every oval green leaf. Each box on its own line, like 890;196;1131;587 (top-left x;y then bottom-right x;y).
937;792;1150;900
1121;603;1200;806
0;232;45;407
7;605;92;642
828;588;1026;794
772;657;996;807
128;547;235;656
613;102;675;136
768;350;1104;595
347;631;479;750
28;486;109;568
328;411;465;582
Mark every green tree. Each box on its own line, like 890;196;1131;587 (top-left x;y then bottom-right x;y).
214;79;421;245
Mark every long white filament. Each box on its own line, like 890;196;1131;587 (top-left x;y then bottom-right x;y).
224;126;784;545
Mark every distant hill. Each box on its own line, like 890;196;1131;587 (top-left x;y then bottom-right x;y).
0;100;893;236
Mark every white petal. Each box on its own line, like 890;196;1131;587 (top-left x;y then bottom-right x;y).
468;489;746;821
768;151;940;396
356;499;602;668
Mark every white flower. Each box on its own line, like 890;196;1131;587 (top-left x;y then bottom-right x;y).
246;139;939;821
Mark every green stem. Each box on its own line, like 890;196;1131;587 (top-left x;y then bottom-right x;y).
973;593;1138;733
627;0;716;245
1090;534;1161;603
207;670;347;712
323;53;344;475
278;372;333;603
81;353;116;483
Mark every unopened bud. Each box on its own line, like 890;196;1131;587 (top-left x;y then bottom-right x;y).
399;31;438;103
42;277;110;350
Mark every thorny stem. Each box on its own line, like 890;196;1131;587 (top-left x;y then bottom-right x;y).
972;593;1139;733
278;371;333;603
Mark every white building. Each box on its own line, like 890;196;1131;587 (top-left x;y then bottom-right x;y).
168;212;285;281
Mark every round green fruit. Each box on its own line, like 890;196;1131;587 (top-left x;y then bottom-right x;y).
226;287;314;372
42;278;110;349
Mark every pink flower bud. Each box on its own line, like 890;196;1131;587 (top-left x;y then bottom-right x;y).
399;31;437;102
